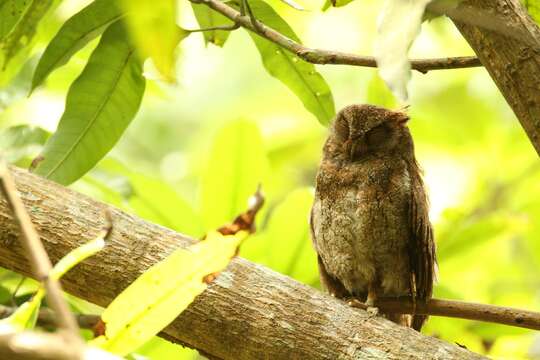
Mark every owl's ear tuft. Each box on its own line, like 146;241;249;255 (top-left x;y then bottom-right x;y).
390;111;409;126
334;114;350;142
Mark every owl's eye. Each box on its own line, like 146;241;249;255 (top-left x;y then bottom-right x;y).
334;115;349;142
366;124;390;146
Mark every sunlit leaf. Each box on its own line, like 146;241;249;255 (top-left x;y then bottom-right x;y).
366;72;397;109
90;230;247;356
133;336;199;360
240;188;317;284
115;0;179;82
0;0;31;41
0;125;50;163
191;3;233;47
524;0;540;23
31;0;124;91
0;0;54;70
374;0;431;101
321;0;355;11
242;0;335;125
34;21;146;185
97;158;203;237
0;234;105;333
201;119;268;230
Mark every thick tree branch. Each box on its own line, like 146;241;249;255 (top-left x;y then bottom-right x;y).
0;167;486;359
451;0;540;155
189;0;482;73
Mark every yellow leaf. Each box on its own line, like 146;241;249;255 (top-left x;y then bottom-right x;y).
90;230;247;356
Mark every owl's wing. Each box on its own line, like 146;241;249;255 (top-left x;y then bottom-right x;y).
409;167;437;330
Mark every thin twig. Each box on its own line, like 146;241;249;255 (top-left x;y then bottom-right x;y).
189;0;482;73
0;161;81;341
0;304;100;330
347;297;540;331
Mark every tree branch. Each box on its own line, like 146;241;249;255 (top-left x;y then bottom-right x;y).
450;0;540;155
0;166;487;359
189;0;482;73
348;298;540;331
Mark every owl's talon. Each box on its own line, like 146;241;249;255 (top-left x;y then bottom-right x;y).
345;298;364;308
367;306;379;316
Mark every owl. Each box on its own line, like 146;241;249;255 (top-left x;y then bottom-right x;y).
310;104;436;330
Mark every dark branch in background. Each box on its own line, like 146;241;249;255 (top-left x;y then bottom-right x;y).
0;167;486;360
0;305;99;331
0;161;81;343
189;0;482;73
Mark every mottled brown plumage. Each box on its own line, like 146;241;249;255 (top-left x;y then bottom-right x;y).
310;104;436;331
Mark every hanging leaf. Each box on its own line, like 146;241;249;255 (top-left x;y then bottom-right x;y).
241;0;335;125
191;3;234;47
0;0;31;42
90;230;247;356
115;0;179;82
200;119;269;230
31;0;124;91
33;21;146;185
0;0;54;70
374;0;431;101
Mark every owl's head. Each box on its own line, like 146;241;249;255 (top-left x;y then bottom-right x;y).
325;104;413;162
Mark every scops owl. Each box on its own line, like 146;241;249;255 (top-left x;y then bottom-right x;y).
310;104;436;330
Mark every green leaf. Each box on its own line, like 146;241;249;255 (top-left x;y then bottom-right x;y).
200;119;269;230
321;0;355;11
34;21;146;185
97;158;203;237
191;3;234;47
115;0;179;82
0;0;31;41
90;230;247;356
366;72;397;109
31;0;124;91
523;0;540;23
0;0;54;70
242;0;335;125
0;125;50;163
240;188;318;284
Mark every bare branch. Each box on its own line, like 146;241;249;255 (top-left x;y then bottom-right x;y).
0;305;100;331
347;297;540;330
0;161;81;342
189;0;482;73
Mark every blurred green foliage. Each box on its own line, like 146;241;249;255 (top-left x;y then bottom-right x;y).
1;0;539;359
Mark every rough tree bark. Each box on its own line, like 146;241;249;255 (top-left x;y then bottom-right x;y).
450;0;540;155
0;167;485;360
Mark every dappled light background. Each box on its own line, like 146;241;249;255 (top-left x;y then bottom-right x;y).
1;0;539;359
